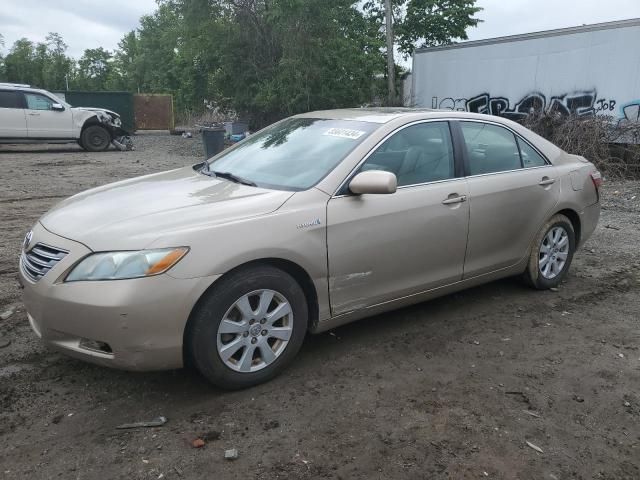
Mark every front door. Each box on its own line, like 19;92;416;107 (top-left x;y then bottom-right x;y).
457;121;560;278
327;121;469;316
24;92;73;138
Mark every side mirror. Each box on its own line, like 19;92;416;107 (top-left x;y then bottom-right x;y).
349;170;397;195
51;103;65;111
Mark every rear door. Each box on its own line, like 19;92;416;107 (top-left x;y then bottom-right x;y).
327;121;469;315
24;92;73;138
454;120;560;278
0;90;27;138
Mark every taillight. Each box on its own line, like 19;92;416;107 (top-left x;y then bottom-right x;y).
590;171;603;190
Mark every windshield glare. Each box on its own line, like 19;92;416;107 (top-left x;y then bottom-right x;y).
207;118;378;191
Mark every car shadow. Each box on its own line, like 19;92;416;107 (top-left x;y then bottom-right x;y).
12;275;550;434
42;277;529;394
0;146;86;154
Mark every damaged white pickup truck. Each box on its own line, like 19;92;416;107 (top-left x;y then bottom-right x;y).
0;83;132;151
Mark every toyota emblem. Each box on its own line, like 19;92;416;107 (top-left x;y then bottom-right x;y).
23;230;33;251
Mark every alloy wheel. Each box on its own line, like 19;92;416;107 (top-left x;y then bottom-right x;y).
216;289;293;373
539;226;569;280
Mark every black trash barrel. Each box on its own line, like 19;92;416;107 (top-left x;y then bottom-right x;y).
201;126;226;159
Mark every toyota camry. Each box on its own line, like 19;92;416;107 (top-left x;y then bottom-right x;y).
19;108;602;389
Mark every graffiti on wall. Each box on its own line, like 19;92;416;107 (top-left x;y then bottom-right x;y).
621;101;640;125
432;91;640;124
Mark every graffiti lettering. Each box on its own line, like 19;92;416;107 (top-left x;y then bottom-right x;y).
595;99;617;113
435;91;606;120
620;101;640;126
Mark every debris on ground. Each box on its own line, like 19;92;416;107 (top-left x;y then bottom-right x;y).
522;410;541;418
525;441;544;454
263;420;280;431
1;306;16;320
203;430;221;442
191;439;205;449
116;416;168;430
112;136;134;151
0;335;10;348
224;448;239;460
505;391;530;405
572;395;585;403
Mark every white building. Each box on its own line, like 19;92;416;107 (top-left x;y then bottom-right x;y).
408;18;640;126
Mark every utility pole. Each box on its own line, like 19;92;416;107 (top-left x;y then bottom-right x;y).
384;0;395;106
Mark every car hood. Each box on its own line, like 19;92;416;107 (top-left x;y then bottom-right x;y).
71;106;120;118
40;166;294;251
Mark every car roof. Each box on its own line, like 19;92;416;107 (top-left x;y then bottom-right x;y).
0;83;50;95
295;108;439;124
294;107;532;126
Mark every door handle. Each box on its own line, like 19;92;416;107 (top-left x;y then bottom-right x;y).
28;112;40;116
538;177;556;186
442;194;467;205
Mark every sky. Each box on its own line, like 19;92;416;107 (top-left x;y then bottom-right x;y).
1;0;640;59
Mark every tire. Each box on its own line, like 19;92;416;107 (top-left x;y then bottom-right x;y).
524;214;576;289
80;125;111;152
187;265;308;389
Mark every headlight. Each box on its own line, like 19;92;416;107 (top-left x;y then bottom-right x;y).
112;116;122;127
65;247;188;282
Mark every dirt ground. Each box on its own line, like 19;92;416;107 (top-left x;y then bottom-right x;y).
0;134;639;480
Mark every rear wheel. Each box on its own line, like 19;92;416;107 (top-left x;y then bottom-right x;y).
524;214;576;289
80;125;111;152
187;265;308;389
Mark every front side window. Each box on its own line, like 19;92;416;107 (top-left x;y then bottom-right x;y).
358;121;455;186
461;122;522;175
0;91;24;109
25;93;54;111
208;118;378;191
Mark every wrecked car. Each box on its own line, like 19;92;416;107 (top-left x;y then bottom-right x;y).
0;83;132;151
19;108;601;389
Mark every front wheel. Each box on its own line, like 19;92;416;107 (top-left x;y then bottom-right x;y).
187;265;308;389
524;214;576;289
80;125;111;152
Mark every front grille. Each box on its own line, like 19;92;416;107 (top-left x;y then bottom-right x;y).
21;243;69;282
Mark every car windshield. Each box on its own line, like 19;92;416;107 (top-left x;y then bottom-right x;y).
47;92;71;108
205;118;378;191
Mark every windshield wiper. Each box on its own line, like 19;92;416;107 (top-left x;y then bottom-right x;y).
209;170;257;187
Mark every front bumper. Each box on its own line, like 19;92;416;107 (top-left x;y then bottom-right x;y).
20;223;220;371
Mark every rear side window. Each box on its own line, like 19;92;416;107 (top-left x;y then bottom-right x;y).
359;121;455;186
460;122;522;175
517;137;547;167
25;93;54;111
0;91;24;109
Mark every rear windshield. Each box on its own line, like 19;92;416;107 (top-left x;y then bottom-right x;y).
207;118;378;191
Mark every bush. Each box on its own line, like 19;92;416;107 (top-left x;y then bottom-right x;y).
521;113;640;179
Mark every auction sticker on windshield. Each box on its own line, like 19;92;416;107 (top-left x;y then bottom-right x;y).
323;128;367;140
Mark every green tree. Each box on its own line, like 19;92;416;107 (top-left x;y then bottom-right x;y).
395;0;482;55
105;0;480;121
110;31;143;91
4;38;37;84
43;33;73;89
2;33;74;89
365;0;481;103
75;47;113;90
0;34;6;81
